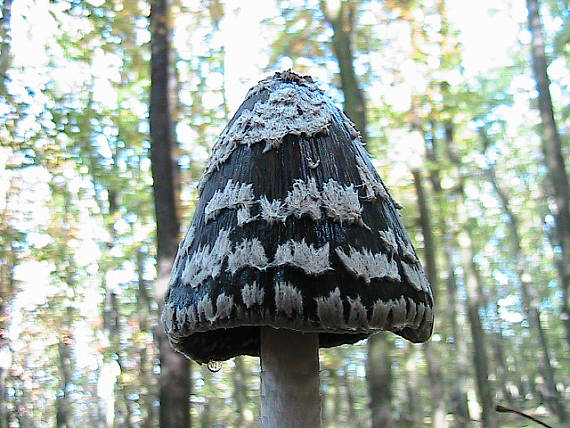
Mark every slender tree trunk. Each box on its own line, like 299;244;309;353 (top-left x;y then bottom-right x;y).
442;235;471;427
57;334;73;428
526;0;570;348
425;120;470;427
232;357;248;426
488;290;513;405
342;367;362;428
484;157;567;422
150;1;190;427
109;290;134;428
457;231;497;428
319;0;366;136
136;248;156;428
366;335;394;428
411;169;447;427
402;344;421;428
445;123;497;427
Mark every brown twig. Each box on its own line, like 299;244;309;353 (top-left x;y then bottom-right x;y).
495;404;553;428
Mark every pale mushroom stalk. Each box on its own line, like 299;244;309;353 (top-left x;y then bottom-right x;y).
260;329;320;427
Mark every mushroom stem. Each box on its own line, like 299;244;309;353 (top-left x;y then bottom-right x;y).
260;327;321;427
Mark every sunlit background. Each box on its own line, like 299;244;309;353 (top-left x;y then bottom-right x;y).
1;0;569;426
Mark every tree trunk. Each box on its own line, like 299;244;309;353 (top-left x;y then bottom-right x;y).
424;119;470;427
149;1;190;427
320;0;367;137
458;223;497;428
488;293;513;405
402;344;421;428
260;328;321;428
484;156;567;422
411;169;447;427
342;367;362;428
526;0;570;348
366;335;394;428
57;334;73;428
441;231;471;427
232;357;248;426
136;247;156;428
445;123;497;427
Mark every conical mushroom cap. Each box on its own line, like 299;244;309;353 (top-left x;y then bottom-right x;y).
162;71;434;364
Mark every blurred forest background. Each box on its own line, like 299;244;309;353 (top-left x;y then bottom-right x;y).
1;0;570;426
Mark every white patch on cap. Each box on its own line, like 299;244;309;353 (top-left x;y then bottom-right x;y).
161;305;174;334
199;84;331;189
196;296;216;322
273;239;331;275
215;293;234;320
321;180;363;224
315;288;344;327
335;246;400;283
169;225;197;287
204;179;255;225
182;229;232;288
347;296;368;328
284;178;322;221
378;229;397;254
241;282;265;308
226;238;269;275
343;116;361;141
370;300;391;329
391;296;408;328
245;72;321;100
355;154;388;200
259;196;288;224
257;178;365;226
274;281;303;317
401;261;431;294
179;226;196;254
397;234;419;264
405;298;417;325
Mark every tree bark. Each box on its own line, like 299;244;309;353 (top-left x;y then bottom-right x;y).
444;123;497;427
411;169;447;427
149;1;190;427
57;334;73;428
484;155;567;422
320;0;367;138
526;0;570;348
366;334;394;428
442;235;471;427
341;367;362;428
458;230;497;428
260;328;321;428
136;247;156;428
488;284;514;405
424;116;470;427
232;357;248;426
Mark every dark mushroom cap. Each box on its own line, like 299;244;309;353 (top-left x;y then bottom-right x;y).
162;71;434;364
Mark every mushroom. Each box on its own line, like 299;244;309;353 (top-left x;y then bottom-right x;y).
162;70;434;427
